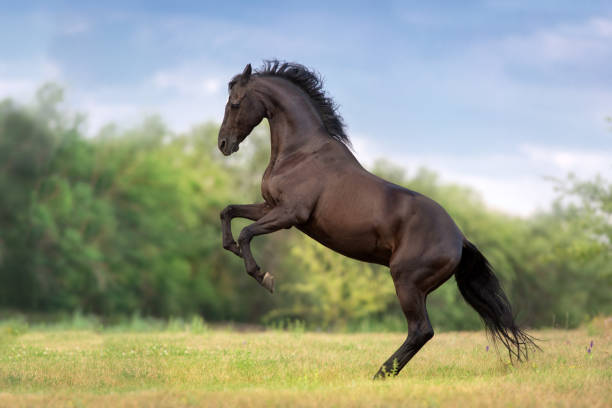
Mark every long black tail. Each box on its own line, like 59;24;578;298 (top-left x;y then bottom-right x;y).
455;240;538;361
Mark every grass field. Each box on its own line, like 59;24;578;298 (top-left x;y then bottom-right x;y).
0;319;610;407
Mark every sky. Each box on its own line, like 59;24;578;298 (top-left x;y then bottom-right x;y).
1;1;611;215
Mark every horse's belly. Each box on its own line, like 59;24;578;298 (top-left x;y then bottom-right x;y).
296;220;392;266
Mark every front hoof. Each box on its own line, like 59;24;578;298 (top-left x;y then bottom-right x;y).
261;272;275;294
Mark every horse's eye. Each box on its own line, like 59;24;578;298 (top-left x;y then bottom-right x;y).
231;103;240;109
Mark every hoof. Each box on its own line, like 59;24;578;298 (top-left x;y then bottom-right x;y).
261;272;275;294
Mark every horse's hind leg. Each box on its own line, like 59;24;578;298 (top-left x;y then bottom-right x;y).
373;280;433;379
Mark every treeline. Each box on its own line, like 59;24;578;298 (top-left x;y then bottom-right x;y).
0;85;610;330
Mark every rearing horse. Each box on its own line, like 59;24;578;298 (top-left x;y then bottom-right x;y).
218;60;536;378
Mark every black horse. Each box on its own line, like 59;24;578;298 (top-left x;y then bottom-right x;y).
218;60;537;378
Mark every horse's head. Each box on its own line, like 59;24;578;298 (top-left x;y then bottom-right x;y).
218;63;266;156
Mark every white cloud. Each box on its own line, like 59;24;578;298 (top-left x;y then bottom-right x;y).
499;17;612;63
0;57;225;134
61;18;90;36
592;17;612;36
151;68;223;97
0;57;63;101
0;79;38;99
59;62;231;134
41;59;62;79
77;98;144;133
68;84;227;135
520;144;612;175
203;78;221;94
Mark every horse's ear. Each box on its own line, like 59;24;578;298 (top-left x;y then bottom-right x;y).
241;63;252;84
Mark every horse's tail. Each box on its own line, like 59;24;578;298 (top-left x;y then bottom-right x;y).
455;239;538;361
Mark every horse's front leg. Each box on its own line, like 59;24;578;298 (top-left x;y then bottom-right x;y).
237;207;302;293
220;203;271;257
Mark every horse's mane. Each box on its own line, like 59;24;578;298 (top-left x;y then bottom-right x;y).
254;60;350;148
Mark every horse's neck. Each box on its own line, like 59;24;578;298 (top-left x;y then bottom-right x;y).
257;78;327;162
267;114;319;160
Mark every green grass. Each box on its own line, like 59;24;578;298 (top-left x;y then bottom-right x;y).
0;319;610;407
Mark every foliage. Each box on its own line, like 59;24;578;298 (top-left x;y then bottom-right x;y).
0;86;244;318
267;238;397;330
0;85;610;331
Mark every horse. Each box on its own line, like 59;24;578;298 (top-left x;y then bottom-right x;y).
218;60;537;378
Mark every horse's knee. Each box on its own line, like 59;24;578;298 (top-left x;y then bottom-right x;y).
237;228;252;246
408;324;433;347
419;327;434;343
220;205;233;220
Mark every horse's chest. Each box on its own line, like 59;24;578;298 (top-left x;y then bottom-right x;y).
261;173;282;204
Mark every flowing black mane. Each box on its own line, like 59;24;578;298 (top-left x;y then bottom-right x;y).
255;60;350;147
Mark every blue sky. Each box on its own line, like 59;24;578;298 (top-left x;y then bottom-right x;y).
1;1;611;215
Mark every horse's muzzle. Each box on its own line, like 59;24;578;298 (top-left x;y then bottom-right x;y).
218;138;240;156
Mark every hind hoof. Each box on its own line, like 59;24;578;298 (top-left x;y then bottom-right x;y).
372;371;387;381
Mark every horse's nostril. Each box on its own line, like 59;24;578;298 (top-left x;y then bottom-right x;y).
220;140;226;150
